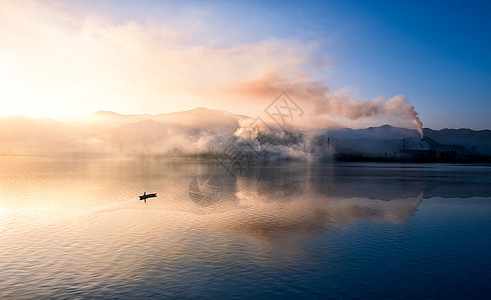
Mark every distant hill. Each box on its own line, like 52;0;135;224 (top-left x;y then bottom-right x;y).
0;109;490;157
91;119;216;154
153;107;248;132
61;108;245;155
62;107;247;133
424;128;491;155
317;125;491;156
61;110;149;133
316;125;423;157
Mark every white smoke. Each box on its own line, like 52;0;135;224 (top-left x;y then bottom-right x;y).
232;75;424;138
312;94;424;138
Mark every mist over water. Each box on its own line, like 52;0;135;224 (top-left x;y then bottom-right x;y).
1;158;491;299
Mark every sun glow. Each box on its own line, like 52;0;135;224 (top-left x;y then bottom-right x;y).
0;73;92;118
0;1;317;119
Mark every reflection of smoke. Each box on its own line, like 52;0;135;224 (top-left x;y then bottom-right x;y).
223;174;423;249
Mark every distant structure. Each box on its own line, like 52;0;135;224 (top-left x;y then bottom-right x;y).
398;138;428;159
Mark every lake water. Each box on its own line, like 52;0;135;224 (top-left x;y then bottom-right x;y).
1;157;491;299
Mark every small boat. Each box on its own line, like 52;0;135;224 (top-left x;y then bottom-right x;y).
139;192;157;203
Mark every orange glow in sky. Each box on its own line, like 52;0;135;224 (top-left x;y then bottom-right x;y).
0;1;318;119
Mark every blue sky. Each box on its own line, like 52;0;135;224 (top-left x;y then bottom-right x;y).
2;0;490;129
79;0;491;129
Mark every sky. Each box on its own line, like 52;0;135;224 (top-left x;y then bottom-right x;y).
0;0;490;129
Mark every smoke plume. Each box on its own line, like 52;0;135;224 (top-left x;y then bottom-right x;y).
230;73;424;138
312;93;424;138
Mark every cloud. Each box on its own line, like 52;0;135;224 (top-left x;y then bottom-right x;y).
228;73;423;135
0;1;319;116
0;0;422;134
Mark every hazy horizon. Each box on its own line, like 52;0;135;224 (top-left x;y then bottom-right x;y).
1;107;490;131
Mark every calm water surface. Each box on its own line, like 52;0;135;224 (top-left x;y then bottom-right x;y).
1;157;491;299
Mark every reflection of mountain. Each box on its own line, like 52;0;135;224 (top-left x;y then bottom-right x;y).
188;174;223;206
423;182;491;199
420;166;491;199
220;163;490;248
2;157;488;263
233;162;491;201
222;166;423;249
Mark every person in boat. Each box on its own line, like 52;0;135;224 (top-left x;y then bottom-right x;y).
139;191;157;203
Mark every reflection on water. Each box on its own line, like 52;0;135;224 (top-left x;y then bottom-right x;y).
188;173;223;206
1;158;491;299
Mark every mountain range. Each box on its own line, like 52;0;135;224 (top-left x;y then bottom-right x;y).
0;108;490;157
